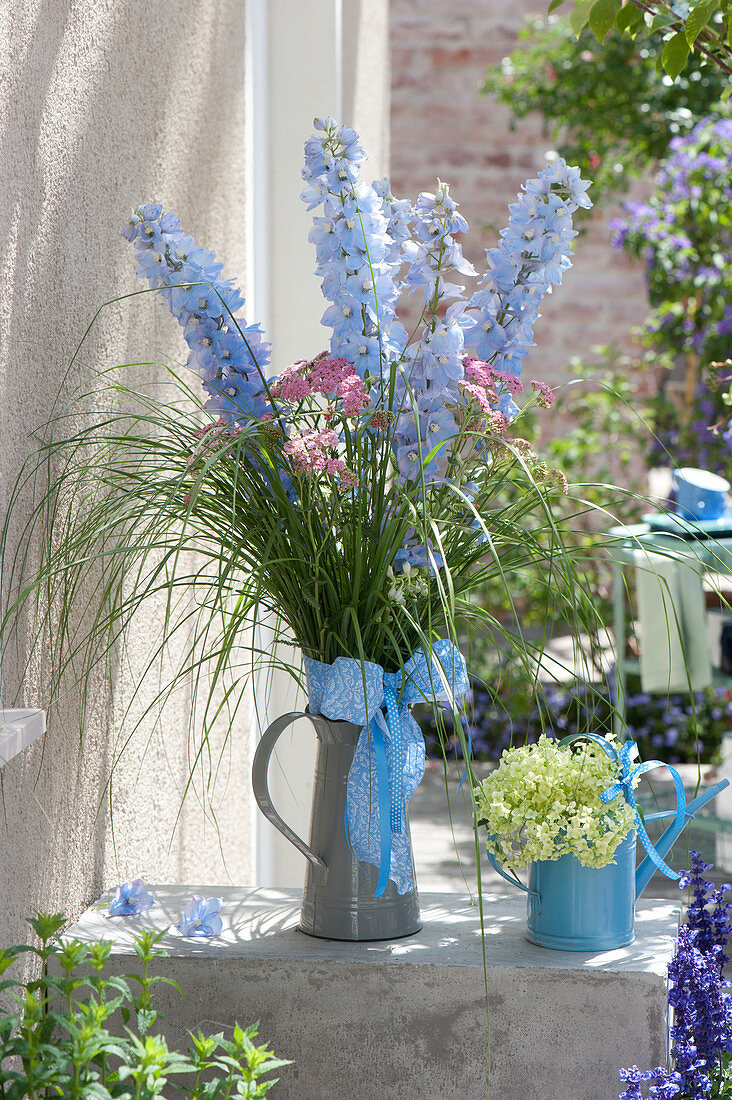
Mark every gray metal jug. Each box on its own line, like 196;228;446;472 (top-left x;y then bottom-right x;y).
252;710;422;941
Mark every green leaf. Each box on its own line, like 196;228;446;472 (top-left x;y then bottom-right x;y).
685;0;717;45
650;11;676;30
589;0;621;41
616;2;644;34
662;31;691;79
80;1083;113;1099
548;0;568;10
722;81;732;100
570;0;594;35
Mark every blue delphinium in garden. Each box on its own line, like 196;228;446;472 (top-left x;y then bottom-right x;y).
609;115;732;475
302;125;409;377
463;160;589;417
420;675;730;766
618;852;732;1099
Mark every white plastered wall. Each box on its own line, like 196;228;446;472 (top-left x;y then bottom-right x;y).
0;0;255;948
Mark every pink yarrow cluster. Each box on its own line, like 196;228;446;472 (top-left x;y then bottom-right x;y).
530;380;556;408
284;427;356;484
271;353;369;418
193;417;245;443
457;357;528;433
187;417;245;468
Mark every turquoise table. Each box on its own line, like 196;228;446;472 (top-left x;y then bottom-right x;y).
603;519;732;853
607;522;732;854
606;521;732;738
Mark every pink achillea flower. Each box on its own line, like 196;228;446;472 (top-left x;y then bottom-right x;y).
285;427;341;474
193;416;230;439
271;363;312;401
491;368;524;395
458;380;496;415
317;428;339;449
309;355;351;394
531;379;556;407
338;373;369;416
510;438;538;461
462;357;494;388
485;411;509;436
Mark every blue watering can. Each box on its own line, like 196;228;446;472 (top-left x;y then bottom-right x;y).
485;734;729;951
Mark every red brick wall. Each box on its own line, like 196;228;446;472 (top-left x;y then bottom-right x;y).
389;0;649;390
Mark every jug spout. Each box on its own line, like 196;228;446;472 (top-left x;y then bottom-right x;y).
636;779;730;898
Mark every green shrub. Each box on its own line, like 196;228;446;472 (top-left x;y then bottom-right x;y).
0;913;290;1098
482;16;727;211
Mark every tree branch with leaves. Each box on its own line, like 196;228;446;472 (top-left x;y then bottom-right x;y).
552;0;732;81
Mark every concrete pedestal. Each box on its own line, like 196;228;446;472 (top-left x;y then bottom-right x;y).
64;888;679;1100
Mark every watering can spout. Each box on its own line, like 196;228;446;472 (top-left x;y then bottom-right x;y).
635;778;730;898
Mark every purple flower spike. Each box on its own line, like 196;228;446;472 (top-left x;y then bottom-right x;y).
176;894;223;938
108;878;155;917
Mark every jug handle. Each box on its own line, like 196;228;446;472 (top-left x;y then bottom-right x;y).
485;847;540;900
252;711;328;887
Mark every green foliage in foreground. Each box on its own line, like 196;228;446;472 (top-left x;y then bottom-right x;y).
483;16;727;210
0;914;290;1098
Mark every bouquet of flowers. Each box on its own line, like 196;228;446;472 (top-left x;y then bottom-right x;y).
1;118;593;824
117;119;590;668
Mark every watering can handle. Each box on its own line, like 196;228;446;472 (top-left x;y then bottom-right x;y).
252;711;328;887
485;847;540;900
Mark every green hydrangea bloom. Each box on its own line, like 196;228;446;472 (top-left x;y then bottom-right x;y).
474;735;637;869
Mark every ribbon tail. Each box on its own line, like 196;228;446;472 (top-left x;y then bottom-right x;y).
370;715;392;898
632;761;686;881
384;688;403;834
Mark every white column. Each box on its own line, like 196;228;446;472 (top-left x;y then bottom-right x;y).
245;0;391;887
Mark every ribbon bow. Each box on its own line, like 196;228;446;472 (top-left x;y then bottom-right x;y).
562;734;685;881
304;640;469;897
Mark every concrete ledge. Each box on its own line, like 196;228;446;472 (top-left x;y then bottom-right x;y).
65;888;679;1100
0;708;45;765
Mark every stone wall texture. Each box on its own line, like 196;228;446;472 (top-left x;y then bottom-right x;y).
0;0;253;951
390;0;649;388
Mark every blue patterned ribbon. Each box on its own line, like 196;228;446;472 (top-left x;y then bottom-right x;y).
304;640;469;896
564;734;685;880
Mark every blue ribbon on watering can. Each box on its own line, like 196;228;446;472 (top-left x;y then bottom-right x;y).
562;734;685;880
304;640;469;897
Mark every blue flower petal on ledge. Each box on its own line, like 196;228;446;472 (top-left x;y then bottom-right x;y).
108;878;155;917
176;895;223;938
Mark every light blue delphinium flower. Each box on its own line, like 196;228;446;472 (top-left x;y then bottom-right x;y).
123;206;271;425
462;158;591;400
301;117;405;378
402;182;476;308
176;895;223;938
108;879;155;917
